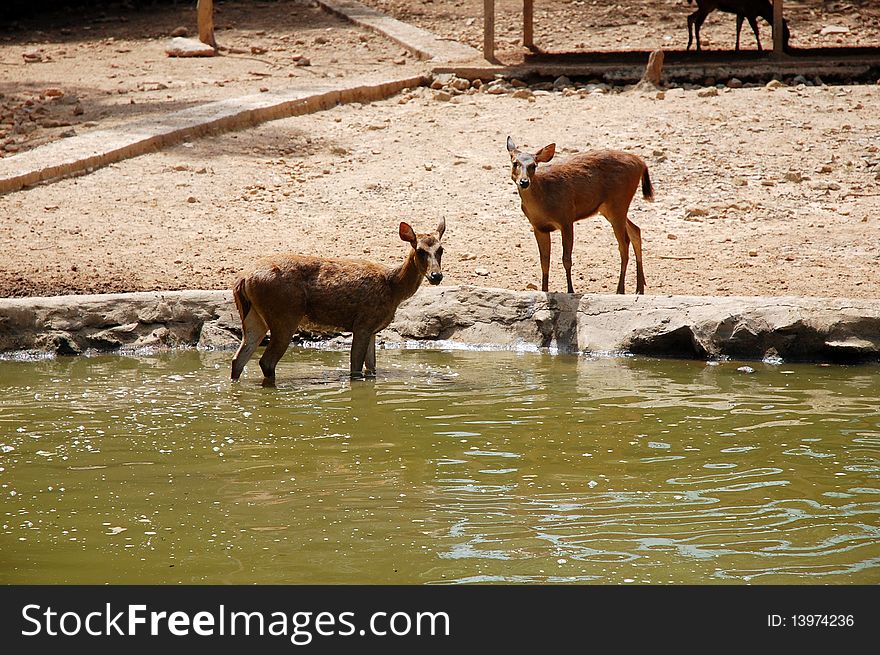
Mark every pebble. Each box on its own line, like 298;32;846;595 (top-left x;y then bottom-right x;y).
475;267;490;276
748;250;758;257
765;79;786;89
553;75;572;89
726;78;743;89
295;57;311;67
512;89;533;100
433;91;452;102
737;366;755;374
170;26;188;38
697;87;718;97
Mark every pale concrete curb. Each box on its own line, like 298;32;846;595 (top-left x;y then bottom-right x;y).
2;287;878;363
0;74;426;195
316;0;482;63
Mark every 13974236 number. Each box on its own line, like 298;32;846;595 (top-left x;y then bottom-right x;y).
791;614;854;627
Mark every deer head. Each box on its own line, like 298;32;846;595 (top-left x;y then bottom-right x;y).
507;136;556;190
399;219;445;285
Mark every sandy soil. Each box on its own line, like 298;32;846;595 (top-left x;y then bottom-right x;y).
0;0;422;157
1;1;879;300
361;0;880;63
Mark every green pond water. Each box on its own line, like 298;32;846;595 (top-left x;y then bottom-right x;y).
1;347;878;584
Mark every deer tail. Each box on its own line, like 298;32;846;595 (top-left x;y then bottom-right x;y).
641;165;655;202
232;277;251;323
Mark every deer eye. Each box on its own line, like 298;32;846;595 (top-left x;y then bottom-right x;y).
417;249;428;259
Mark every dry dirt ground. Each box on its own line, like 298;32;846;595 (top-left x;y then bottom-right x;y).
0;0;422;156
1;0;879;300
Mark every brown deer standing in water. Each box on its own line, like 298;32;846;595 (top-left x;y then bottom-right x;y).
507;136;653;295
231;220;445;386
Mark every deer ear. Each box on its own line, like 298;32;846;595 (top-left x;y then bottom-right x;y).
436;217;446;240
535;143;556;163
506;136;517;154
399;222;417;246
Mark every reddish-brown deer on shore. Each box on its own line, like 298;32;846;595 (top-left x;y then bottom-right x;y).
231;220;445;386
507;136;653;295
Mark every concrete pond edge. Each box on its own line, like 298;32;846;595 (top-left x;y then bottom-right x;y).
1;286;878;364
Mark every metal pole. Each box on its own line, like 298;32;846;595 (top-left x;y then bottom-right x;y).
484;0;495;62
523;0;534;49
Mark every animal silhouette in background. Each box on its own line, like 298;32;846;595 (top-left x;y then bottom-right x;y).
507;136;653;295
231;220;445;386
686;0;791;52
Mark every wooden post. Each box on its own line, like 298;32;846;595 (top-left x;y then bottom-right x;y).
484;0;495;62
523;0;534;50
772;0;784;56
197;0;217;49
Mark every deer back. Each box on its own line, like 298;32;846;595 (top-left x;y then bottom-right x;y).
530;150;646;221
245;254;398;332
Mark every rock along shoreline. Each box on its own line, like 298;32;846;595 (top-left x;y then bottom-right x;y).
0;286;878;363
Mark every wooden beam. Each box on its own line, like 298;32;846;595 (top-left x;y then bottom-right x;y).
523;0;534;49
197;0;217;49
484;0;495;62
772;0;784;56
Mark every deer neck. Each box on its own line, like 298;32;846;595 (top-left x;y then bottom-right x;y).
388;249;424;304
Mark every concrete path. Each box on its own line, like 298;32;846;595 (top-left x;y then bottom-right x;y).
0;74;425;195
316;0;480;63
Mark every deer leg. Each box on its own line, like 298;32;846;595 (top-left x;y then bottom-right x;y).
736;14;744;50
691;9;709;51
687;13;695;50
626;219;646;295
350;331;372;378
364;334;377;377
747;16;762;50
258;322;297;387
231;309;268;381
561;223;575;294
534;229;552;292
610;221;630;294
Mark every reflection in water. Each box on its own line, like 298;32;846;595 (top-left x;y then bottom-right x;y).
0;349;878;584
